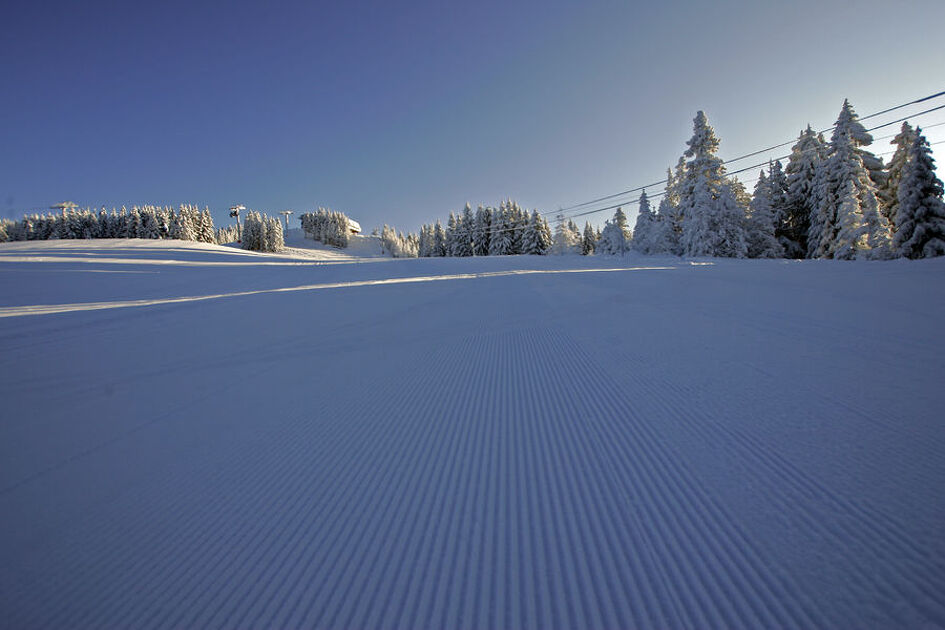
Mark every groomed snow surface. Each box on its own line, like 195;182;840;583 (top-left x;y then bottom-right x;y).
1;238;944;629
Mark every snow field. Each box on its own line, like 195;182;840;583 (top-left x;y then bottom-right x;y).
1;240;944;628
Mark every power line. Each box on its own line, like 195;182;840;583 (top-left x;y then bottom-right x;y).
554;89;945;217
557;96;945;221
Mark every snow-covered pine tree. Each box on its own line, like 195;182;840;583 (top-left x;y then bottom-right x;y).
767;160;789;252
551;214;580;254
879;122;917;233
833;179;867;260
507;201;528;255
748;170;784;258
714;183;749;258
665;158;686;239
521;210;545;255
597;207;630;255
679;111;727;257
433;220;447;256
631;190;654;254
473;205;491;256
582;221;596;255
125;207;140;239
180;205;198;241
814;100;890;259
168;208;183;240
648;198;676;255
893;128;945;259
200;208;216;243
242;211;262;251
489;203;514;256
264;215;284;251
139;209;160;239
456;203;474;256
446;212;459;257
417;224;432;257
784;126;826;258
538;210;553;253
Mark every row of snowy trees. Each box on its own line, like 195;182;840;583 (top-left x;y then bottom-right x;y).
0;205;218;244
415;200;553;257
299;208;352;248
241;212;284;252
630;101;945;259
379;225;420;257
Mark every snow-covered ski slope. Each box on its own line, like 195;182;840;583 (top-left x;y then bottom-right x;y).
1;239;944;628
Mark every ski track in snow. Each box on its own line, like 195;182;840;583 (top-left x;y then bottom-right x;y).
1;241;944;628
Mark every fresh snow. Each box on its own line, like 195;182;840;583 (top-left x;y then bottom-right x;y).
1;239;944;628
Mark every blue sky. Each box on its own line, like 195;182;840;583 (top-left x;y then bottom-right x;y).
3;0;944;231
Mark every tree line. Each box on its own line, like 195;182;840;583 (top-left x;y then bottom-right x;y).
631;101;945;260
0;205;219;244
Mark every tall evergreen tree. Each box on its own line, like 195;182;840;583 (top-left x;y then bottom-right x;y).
748;171;784;258
597;207;630;255
631;190;654;254
714;184;749;258
581;221;597;255
893;128;945;259
433;220;447;256
649;198;678;255
783;126;825;258
522;210;552;255
879;122;917;232
679;111;728;257
812;100;890;259
489;203;515;256
472;205;492;256
551;213;581;254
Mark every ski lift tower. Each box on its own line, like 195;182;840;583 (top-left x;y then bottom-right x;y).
51;201;78;215
279;210;293;233
229;204;245;242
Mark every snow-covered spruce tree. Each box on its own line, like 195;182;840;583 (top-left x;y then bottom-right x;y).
489;203;515;256
631;190;654;254
505;201;527;255
767;160;789;252
783;126;825;258
551;214;581;254
215;225;239;244
748;170;784;258
126;207;141;239
138;209;160;239
582;221;597;255
264;215;284;251
833;179;867;260
879;122;917;233
473;205;492;256
521;211;547;255
433;220;447;256
0;219;10;242
417;224;433;257
647;198;675;255
597;207;630;255
665;158;686;239
200;208;216;243
679;111;728;257
446;212;459;256
455;203;474;256
893;128;945;259
714;183;749;258
241;211;262;251
380;225;419;257
813;100;890;259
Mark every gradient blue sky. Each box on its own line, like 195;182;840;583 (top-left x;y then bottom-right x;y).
3;0;944;231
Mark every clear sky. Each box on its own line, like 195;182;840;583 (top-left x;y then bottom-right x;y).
3;0;944;231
